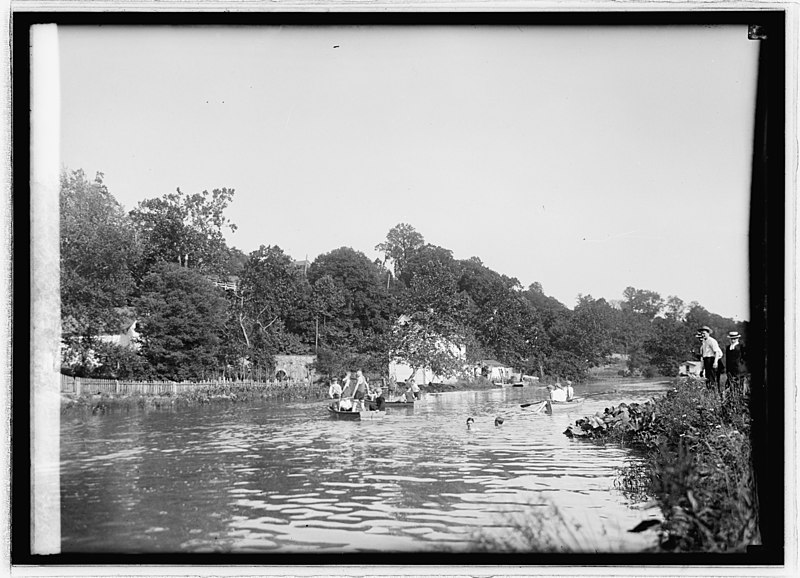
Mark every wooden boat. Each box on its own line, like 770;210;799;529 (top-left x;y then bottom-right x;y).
548;398;585;412
327;405;386;420
383;400;415;408
522;397;585;414
366;399;414;410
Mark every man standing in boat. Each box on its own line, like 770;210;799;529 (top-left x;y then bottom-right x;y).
353;370;368;411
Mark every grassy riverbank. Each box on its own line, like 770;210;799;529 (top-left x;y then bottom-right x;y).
569;375;759;552
60;380;327;413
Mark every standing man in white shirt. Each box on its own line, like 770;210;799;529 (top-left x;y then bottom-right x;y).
698;326;723;389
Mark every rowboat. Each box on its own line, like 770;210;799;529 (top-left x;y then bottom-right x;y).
522;398;585;414
327;405;386;420
493;381;524;388
366;400;414;410
383;400;415;408
549;398;585;411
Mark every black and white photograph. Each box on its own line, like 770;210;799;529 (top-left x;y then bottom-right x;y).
12;8;790;570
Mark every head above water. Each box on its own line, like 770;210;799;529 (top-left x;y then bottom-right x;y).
466;417;475;425
494;417;504;426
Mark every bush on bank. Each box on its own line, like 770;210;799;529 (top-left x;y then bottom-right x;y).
565;376;758;552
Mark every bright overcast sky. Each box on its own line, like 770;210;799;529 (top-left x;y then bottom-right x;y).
59;25;757;320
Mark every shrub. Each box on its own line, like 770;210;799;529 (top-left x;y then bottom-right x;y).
565;377;759;552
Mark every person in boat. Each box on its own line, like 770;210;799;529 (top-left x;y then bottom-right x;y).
403;385;416;402
328;377;342;400
565;380;574;402
341;371;354;398
353;370;368;411
371;385;385;411
408;376;421;400
548;384;568;403
338;397;354;411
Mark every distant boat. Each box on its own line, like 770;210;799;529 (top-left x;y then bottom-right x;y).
493;381;524;388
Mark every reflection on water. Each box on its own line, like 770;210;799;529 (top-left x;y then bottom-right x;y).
61;380;670;552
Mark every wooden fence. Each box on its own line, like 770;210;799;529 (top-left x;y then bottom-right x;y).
60;374;323;397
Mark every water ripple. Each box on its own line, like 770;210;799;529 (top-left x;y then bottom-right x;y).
61;381;671;553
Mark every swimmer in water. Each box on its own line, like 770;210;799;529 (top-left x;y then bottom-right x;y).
494;416;504;427
466;417;475;430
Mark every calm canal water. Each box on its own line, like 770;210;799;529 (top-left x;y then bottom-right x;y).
61;379;671;553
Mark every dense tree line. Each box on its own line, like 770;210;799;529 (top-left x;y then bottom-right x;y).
60;168;746;382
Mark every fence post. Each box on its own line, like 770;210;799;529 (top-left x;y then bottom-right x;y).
115;380;119;394
75;377;81;396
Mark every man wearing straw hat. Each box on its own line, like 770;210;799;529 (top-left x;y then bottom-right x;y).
725;331;746;392
698;326;723;388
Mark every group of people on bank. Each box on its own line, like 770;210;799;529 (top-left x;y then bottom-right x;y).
327;371;421;412
695;325;747;392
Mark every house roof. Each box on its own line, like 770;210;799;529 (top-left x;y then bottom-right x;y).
480;359;511;368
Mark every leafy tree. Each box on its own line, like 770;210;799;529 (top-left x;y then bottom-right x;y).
399;244;460;287
644;317;696;376
541;350;588;382
227;245;309;376
684;302;742;339
622;286;665;319
522;282;570;334
664;295;687;322
130;186;236;276
90;342;152;380
553;295;615;369
220;246;249;278
391;249;471;378
307;247;396;353
60;169;140;336
134;262;229;380
375;222;425;280
309;274;346;351
457;258;544;368
607;307;652;371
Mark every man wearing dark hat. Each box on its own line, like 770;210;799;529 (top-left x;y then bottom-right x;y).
725;331;746;392
698;326;723;388
694;330;705;377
